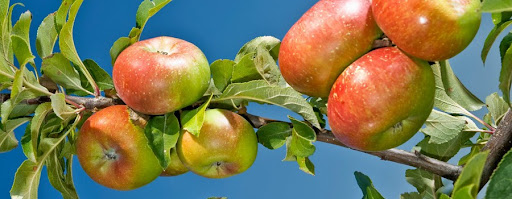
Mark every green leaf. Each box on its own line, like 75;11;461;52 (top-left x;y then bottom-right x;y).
10;160;42;199
400;192;422;199
417;115;477;161
46;145;78;199
50;93;75;120
11;11;35;67
421;110;466;144
289;116;316;141
213;80;320;128
297;156;315;176
482;0;512;13
12;116;79;199
145;113;180;168
83;59;114;90
405;169;442;199
354;171;385;199
59;0;98;95
492;12;512;25
432;63;472;116
1;3;23;67
459;144;484;166
256;122;291;149
231;53;262;83
211;59;235;91
42;53;87;93
439;60;484;111
0;128;17;152
486;92;509;124
21;123;35;161
499;32;512;105
283;136;296;161
453;185;475;199
482;21;512;64
499;32;512;61
11;68;23;99
55;0;72;33
253;44;285;86
134;0;172;41
452;151;489;198
289;128;315;158
235;36;280;62
109;37;131;65
486;149;512;199
36;13;58;58
9;104;37;119
30;102;53;160
2;90;38;124
181;95;212;137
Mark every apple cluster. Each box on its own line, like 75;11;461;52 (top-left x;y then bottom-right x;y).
76;37;258;190
279;0;481;151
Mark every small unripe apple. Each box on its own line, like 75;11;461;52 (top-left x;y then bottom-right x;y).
177;109;258;178
113;36;210;115
327;47;435;151
279;0;382;97
160;148;188;176
76;105;162;190
372;0;481;61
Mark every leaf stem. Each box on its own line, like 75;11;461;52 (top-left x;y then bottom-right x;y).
467;111;496;132
464;129;494;134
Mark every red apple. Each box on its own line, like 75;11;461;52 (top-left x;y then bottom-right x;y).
76;105;162;190
160;148;188;176
176;109;258;178
279;0;382;97
327;47;435;151
372;0;481;61
113;36;210;115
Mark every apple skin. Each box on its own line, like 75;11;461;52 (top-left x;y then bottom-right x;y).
327;47;435;151
279;0;382;97
76;105;162;190
160;148;188;176
176;109;258;178
113;36;210;115
372;0;481;61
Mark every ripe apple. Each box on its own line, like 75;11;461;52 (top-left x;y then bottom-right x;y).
279;0;382;97
372;0;481;61
176;109;258;178
76;105;162;190
113;36;211;115
327;47;435;151
160;148;188;176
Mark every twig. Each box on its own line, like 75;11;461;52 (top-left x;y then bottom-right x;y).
6;93;512;184
480;109;512;190
241;112;463;181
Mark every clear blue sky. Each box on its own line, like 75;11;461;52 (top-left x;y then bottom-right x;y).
0;0;507;198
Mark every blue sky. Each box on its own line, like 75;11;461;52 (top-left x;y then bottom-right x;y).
0;0;507;198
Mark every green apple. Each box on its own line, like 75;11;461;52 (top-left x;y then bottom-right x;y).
160;148;188;176
279;0;382;97
177;109;258;178
113;36;210;115
76;105;162;190
327;47;435;151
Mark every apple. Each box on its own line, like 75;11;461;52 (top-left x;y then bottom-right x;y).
160;148;189;176
279;0;382;97
113;36;211;115
372;0;481;61
327;47;435;151
76;105;162;190
176;109;258;178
